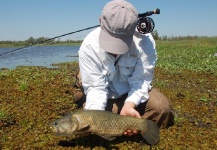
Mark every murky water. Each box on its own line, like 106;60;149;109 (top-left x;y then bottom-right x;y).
0;46;79;69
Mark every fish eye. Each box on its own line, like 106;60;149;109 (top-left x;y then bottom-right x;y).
54;122;58;125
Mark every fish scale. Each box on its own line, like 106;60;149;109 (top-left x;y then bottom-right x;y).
75;110;142;135
50;109;160;145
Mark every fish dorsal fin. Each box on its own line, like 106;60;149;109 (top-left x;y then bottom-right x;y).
77;125;91;132
101;135;116;141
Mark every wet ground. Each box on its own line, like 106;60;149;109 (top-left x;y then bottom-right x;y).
0;62;216;149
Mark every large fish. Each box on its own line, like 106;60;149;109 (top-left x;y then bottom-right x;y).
50;110;160;145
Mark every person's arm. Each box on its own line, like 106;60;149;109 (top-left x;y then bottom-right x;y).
121;33;157;136
79;41;108;110
125;33;157;107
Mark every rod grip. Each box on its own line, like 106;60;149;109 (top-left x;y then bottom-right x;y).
138;8;160;17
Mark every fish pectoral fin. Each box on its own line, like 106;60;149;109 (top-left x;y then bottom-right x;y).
101;135;116;141
77;125;91;132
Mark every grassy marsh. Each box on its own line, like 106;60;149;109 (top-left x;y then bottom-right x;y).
0;38;217;149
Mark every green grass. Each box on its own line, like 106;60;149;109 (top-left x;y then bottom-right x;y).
156;38;217;74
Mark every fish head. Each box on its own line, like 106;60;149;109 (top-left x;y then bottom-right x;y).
50;115;79;136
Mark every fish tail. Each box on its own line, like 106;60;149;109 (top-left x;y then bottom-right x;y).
141;120;160;145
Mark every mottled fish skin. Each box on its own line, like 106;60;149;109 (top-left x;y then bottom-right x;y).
50;110;160;145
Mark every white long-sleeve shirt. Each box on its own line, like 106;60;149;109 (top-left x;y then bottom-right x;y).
78;27;157;110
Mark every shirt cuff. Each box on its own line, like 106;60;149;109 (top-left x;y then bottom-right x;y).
84;104;105;110
84;89;107;110
125;93;141;106
125;92;148;106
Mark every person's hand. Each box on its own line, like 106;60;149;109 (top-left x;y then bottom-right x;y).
123;129;139;136
120;101;141;136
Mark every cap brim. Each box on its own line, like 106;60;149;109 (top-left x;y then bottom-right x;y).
99;29;133;54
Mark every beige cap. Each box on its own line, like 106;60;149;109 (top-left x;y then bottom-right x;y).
99;0;138;54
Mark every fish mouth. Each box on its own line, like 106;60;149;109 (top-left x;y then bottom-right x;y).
50;126;71;136
50;126;58;133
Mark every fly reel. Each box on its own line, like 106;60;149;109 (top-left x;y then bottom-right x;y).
137;8;160;34
137;17;155;34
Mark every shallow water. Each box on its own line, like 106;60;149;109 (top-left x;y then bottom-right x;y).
0;46;79;69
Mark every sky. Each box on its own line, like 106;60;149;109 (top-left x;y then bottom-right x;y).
0;0;217;41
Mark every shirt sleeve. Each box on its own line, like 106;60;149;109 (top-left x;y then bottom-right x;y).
125;33;157;106
78;42;108;110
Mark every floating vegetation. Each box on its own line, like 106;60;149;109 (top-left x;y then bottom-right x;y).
0;39;217;149
156;41;217;74
0;61;216;149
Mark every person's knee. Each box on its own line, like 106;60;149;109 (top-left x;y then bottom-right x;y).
159;100;171;114
155;105;170;116
149;88;171;113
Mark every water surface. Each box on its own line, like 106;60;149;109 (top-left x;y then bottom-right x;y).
0;46;79;69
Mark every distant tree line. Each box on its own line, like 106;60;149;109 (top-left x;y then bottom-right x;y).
151;30;216;41
0;36;83;47
0;31;216;47
25;37;83;45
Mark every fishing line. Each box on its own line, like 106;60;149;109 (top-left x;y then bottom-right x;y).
0;25;100;57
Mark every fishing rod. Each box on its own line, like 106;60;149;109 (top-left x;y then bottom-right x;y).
0;25;100;57
0;8;160;57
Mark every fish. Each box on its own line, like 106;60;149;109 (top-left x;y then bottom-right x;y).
50;109;160;145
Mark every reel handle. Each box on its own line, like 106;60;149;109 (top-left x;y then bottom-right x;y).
138;8;160;17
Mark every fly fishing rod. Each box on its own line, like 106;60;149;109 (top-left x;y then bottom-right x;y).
0;25;100;57
0;8;160;57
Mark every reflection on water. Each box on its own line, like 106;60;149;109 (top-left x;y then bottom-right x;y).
0;46;79;69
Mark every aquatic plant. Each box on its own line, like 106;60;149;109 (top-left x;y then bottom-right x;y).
0;38;216;149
